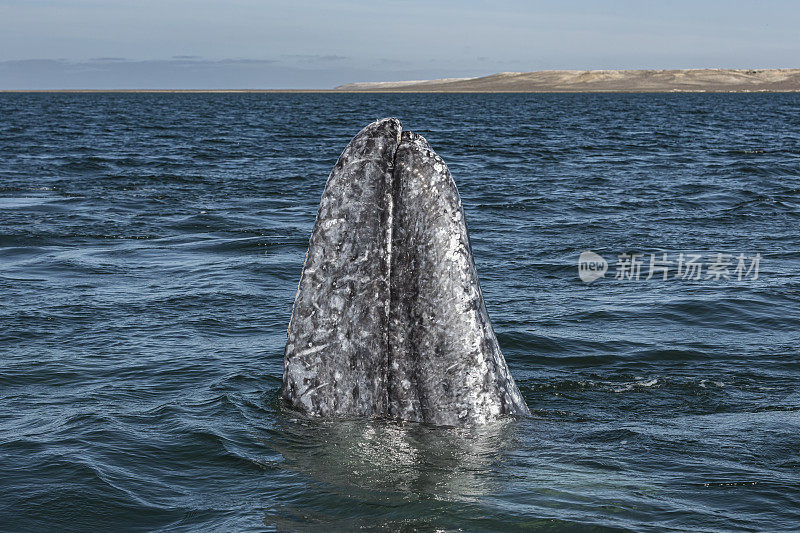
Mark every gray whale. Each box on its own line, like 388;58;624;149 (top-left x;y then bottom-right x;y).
282;118;529;425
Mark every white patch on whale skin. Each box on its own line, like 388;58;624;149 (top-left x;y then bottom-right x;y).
320;217;344;231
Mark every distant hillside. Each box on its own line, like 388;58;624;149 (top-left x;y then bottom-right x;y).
334;69;800;92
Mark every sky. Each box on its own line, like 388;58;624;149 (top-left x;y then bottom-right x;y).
0;0;798;89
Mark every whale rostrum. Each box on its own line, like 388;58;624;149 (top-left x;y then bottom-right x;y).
283;118;529;425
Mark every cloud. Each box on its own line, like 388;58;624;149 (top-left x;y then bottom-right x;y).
216;58;279;64
282;54;349;63
376;58;411;66
0;58;287;89
0;57;480;89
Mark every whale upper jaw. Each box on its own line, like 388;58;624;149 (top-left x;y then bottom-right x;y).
283;118;530;426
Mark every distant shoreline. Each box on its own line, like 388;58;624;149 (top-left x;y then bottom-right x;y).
334;68;800;93
3;89;800;94
3;68;800;93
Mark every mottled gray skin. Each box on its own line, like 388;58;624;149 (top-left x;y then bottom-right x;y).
389;132;529;425
283;118;401;417
283;118;529;425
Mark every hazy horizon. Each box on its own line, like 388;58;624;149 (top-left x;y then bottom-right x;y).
1;0;799;89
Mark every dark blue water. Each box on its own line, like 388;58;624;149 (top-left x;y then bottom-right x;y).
1;93;799;532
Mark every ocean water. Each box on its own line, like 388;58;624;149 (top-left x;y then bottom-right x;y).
1;93;799;532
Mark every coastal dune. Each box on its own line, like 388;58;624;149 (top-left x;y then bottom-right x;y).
335;68;800;92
